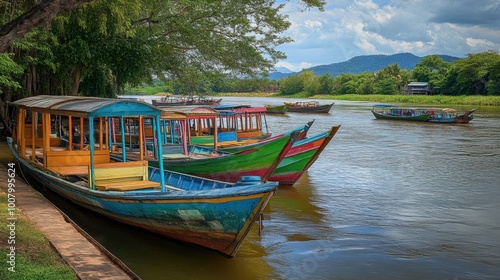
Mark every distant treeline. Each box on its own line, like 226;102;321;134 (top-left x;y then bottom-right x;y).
170;51;498;96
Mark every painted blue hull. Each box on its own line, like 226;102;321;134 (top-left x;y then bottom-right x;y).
8;138;277;257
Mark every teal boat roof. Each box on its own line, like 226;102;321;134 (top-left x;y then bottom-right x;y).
11;95;161;118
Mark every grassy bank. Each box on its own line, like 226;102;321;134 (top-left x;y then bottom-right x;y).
214;92;500;106
310;94;500;106
0;192;76;280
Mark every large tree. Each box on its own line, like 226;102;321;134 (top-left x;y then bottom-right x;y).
0;0;324;52
0;0;325;135
0;0;91;53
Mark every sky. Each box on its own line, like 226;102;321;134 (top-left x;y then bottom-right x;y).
275;0;500;72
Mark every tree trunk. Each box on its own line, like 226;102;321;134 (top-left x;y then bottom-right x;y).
71;65;81;96
0;0;92;53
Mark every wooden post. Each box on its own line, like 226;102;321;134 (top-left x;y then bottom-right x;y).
139;116;144;160
31;112;37;161
68;116;73;151
42;113;50;169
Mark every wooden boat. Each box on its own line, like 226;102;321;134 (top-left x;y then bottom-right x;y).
152;95;222;107
149;132;296;183
268;125;340;185
285;101;334;113
222;125;340;185
114;106;297;183
427;108;476;124
265;104;290;114
8;95;277;257
371;104;430;121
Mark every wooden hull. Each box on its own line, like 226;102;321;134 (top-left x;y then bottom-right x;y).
152;98;222;107
150;133;294;183
428;109;475;124
265;104;289;114
8;137;277;257
287;103;334;113
371;111;430;121
428;116;473;124
268;126;340;185
222;125;340;185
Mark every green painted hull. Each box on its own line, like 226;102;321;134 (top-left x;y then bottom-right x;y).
150;134;293;182
371;111;430;121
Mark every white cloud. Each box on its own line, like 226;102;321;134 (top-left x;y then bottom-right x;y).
466;38;496;48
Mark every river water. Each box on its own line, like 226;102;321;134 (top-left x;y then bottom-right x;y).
22;97;500;279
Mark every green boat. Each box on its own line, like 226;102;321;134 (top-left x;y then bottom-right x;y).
265;104;290;114
371;104;431;121
149;132;295;183
221;126;340;185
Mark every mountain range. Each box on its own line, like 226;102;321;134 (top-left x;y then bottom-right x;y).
269;53;460;80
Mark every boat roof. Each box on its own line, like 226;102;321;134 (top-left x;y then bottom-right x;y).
213;104;267;113
213;104;251;110
159;106;219;120
171;106;219;116
10;95;162;118
372;104;398;108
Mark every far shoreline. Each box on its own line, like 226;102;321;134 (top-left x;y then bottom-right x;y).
124;92;500;107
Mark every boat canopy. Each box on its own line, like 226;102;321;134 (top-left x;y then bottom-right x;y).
372;104;397;108
11;95;161;118
169;106;220;117
213;104;267;114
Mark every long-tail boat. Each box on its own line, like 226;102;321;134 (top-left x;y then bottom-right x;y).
222;125;341;185
265;104;290;114
427;108;476;124
371;104;475;123
138;106;296;183
371;104;430;121
285;101;334;113
8;95;277;257
152;95;222;106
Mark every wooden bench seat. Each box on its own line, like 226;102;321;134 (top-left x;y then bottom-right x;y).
45;149;110;176
93;160;160;192
95;180;161;191
49;165;89;176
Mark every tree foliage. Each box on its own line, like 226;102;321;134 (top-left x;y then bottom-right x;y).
0;0;325;135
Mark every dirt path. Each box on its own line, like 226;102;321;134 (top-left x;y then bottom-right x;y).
0;141;137;279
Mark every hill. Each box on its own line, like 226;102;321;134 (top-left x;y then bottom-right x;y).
269;53;460;80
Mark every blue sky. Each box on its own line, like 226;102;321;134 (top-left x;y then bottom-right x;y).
275;0;500;72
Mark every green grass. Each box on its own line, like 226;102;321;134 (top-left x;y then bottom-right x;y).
310;94;500;106
223;92;500;106
0;192;77;280
122;84;500;106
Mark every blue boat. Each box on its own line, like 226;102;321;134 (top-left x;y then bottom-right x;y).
8;95;277;257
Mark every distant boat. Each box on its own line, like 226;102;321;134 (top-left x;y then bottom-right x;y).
371;104;476;124
371;104;430;121
152;95;222;107
265;104;290;114
8;95;277;257
427;108;476;124
285;101;334;113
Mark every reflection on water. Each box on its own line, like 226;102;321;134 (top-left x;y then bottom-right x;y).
27;97;500;279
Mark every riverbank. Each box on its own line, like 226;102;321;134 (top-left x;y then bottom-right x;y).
126;90;500;106
213;93;500;106
0;140;135;279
